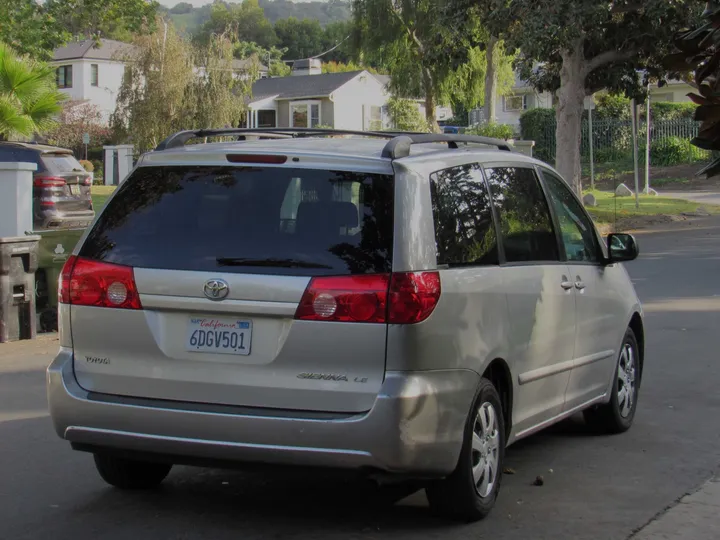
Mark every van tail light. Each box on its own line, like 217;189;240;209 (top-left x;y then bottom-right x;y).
82;176;92;185
59;256;142;310
34;175;66;187
388;272;441;324
295;274;389;323
294;271;441;325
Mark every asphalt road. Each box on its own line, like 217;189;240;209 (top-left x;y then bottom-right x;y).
2;217;720;540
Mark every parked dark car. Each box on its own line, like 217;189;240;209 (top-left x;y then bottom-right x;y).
0;142;95;230
442;125;460;134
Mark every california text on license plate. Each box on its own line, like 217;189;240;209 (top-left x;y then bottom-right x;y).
186;317;252;356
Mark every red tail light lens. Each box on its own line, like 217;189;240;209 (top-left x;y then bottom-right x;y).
388;272;441;324
59;256;142;309
34;175;66;187
294;271;441;325
82;177;92;185
295;274;390;323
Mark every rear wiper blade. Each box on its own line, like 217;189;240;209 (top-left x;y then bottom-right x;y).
216;257;332;269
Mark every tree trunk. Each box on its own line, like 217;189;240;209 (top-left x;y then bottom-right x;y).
484;36;498;125
422;68;440;133
555;41;586;194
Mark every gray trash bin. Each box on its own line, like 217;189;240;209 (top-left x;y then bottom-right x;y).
0;235;41;342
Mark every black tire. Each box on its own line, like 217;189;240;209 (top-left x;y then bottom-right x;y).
426;377;505;522
583;328;640;434
93;453;172;490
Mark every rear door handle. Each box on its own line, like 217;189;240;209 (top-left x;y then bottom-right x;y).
561;277;574;290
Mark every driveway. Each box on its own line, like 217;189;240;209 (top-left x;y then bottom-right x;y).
2;218;720;539
662;189;720;206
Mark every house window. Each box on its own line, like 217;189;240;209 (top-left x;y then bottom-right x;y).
504;95;527;112
56;65;73;89
91;64;99;86
290;101;322;128
257;110;277;128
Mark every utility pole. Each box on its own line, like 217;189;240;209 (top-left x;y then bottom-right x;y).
630;99;640;209
645;85;651;194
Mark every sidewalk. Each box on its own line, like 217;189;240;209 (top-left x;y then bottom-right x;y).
632;477;720;539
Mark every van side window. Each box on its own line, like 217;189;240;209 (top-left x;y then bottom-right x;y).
429;163;499;267
484;167;559;263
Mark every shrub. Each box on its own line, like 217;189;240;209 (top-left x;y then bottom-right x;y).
91;159;102;172
465;122;515;140
651;102;697;121
520;108;555;162
386;97;430;132
651;137;709;166
79;159;94;172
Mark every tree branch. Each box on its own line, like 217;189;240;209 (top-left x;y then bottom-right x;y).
585;49;637;75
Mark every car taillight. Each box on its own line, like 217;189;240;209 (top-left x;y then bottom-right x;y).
294;271;441;325
34;175;66;187
388;272;441;324
295;274;390;323
82;177;92;185
59;256;141;309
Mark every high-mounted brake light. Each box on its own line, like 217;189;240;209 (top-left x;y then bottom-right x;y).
34;175;66;187
226;154;287;164
294;271;441;325
59;256;142;309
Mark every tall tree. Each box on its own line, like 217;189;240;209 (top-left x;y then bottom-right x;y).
352;0;493;132
0;43;66;140
46;101;111;156
46;0;159;42
112;22;252;152
0;0;69;60
274;17;325;60
196;0;277;49
471;0;702;193
321;21;354;64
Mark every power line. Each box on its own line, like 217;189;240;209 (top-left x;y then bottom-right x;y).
282;35;350;64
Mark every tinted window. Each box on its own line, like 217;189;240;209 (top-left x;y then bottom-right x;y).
81;166;394;276
430;164;498;266
541;170;599;263
484;167;559;263
41;154;84;174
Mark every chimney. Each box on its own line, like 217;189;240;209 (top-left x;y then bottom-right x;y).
292;58;322;76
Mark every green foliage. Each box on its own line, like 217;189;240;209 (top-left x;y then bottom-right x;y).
112;22;251;153
465;123;514;140
46;0;159;42
79;159;94;172
651;136;709;166
519;108;555;162
169;2;193;15
46;100;111;156
386;97;429;132
651;102;697;121
274;17;324;59
0;0;70;60
352;0;498;131
594;94;630;121
322;61;376;74
233;41;289;75
0;43;66;140
196;0;277;49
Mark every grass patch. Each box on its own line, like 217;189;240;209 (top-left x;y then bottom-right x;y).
91;185;116;211
585;190;720;224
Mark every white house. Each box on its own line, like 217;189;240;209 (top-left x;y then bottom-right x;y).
246;68;391;131
52;39;269;124
493;72;696;127
50;39;137;123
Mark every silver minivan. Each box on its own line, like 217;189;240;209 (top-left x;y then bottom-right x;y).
48;130;644;522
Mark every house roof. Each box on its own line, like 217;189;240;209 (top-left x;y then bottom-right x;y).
52;39;137;62
250;71;365;101
232;58;269;72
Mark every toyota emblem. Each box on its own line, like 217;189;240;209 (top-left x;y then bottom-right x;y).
203;279;229;301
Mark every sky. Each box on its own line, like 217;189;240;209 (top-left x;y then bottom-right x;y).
158;0;326;5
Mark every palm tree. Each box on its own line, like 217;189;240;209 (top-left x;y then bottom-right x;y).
0;43;66;141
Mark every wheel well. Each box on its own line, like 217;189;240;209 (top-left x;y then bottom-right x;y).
482;359;513;440
629;313;645;384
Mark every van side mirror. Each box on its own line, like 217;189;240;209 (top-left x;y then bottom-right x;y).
606;233;639;264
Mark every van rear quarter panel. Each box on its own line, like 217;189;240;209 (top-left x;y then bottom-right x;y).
387;157;511;374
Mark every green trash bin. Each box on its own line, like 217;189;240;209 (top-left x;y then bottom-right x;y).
34;229;86;331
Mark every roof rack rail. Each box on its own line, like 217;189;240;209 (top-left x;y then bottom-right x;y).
154;128;515;158
154;128;398;151
380;134;513;159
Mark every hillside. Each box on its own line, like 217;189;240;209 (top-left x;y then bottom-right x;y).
163;0;352;35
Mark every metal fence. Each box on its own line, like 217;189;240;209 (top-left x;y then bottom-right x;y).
540;118;710;166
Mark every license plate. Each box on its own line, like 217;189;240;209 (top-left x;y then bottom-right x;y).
185;317;252;356
69;185;81;196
